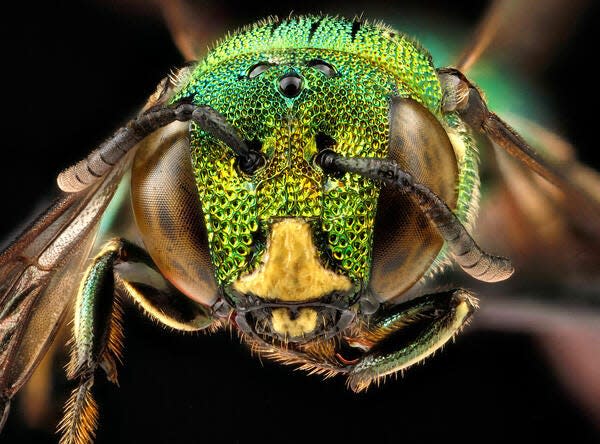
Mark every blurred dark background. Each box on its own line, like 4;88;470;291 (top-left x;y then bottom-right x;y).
1;1;599;443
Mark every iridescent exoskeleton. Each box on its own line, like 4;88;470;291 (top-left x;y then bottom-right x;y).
1;12;599;444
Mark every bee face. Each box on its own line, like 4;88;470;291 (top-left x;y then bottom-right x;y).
169;18;459;338
181;50;391;341
178;48;394;291
4;7;599;443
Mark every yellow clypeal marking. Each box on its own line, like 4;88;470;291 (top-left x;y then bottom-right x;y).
233;218;352;301
271;308;318;338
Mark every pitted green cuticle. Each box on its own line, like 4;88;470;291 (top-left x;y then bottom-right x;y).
171;16;453;287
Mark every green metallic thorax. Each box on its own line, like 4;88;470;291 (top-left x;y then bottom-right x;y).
173;16;448;286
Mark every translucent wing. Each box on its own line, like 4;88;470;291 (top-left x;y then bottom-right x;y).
157;0;225;60
0;150;134;429
470;129;600;422
451;116;600;315
443;0;600;309
456;0;590;73
448;1;600;424
477;116;600;284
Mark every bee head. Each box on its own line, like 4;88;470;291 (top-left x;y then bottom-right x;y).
161;16;459;315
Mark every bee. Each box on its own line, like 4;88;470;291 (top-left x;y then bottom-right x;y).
2;1;599;443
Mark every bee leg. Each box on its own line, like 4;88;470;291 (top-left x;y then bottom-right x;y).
58;237;216;444
438;67;557;182
112;241;215;332
346;289;477;392
59;236;216;443
438;67;600;220
58;239;126;444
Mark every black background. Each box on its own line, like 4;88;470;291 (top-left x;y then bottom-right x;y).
1;1;599;443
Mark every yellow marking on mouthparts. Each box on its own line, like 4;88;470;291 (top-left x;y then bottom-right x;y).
271;308;318;338
233;218;352;301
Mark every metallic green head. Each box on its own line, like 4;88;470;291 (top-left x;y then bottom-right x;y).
170;15;469;342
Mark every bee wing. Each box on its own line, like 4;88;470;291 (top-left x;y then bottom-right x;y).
449;0;600;296
455;0;590;73
452;114;600;419
448;0;600;425
475;116;600;295
0;151;134;428
472;147;600;418
156;0;225;60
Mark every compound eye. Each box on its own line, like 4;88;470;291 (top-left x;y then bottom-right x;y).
369;97;458;302
131;122;218;306
307;59;336;77
248;62;272;79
